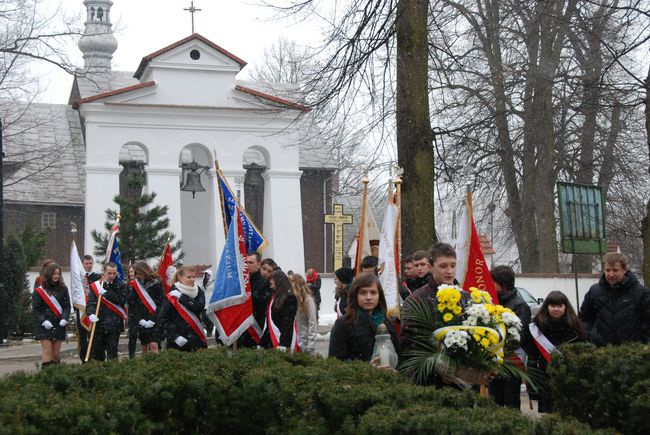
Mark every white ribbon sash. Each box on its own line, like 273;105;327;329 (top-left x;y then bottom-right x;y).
35;286;63;318
131;279;157;314
529;323;558;363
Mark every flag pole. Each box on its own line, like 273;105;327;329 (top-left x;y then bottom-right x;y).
213;150;229;239
87;214;119;362
71;222;78;349
355;177;369;274
394;176;402;314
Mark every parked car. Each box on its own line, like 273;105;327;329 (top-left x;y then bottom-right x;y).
516;287;542;318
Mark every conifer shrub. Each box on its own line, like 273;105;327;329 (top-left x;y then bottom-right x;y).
0;348;604;434
549;342;650;434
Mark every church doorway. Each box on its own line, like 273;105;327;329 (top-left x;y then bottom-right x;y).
179;144;217;266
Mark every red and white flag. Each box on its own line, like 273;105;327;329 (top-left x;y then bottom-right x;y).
454;191;498;303
157;242;174;293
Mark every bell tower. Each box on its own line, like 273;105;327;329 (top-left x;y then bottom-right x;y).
78;0;118;71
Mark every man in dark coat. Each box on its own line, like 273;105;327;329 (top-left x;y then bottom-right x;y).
86;262;128;361
488;265;531;409
237;252;273;348
77;255;101;363
580;252;650;346
399;243;464;384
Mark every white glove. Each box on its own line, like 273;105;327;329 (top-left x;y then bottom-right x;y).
277;345;287;353
88;314;99;323
138;319;148;327
169;289;182;299
42;320;53;330
98;287;107;296
59;319;68;327
145;320;155;329
174;336;188;347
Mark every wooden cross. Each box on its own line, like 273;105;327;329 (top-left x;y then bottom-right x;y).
184;1;202;34
324;204;353;271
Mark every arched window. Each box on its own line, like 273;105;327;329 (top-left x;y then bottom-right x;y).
97;7;104;21
90;7;95;21
119;143;148;198
243;147;268;232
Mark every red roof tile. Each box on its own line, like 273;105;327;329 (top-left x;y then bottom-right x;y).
235;85;311;112
73;81;156;108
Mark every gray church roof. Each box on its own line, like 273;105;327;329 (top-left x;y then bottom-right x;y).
2;103;85;204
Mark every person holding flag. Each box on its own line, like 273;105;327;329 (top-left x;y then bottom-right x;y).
31;263;71;368
127;262;165;355
159;266;207;352
86;262;128;361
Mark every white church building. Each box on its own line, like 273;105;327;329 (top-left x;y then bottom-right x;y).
3;1;337;273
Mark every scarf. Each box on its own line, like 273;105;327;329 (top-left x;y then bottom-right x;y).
174;282;198;299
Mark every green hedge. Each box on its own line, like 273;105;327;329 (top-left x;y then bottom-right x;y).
0;348;605;434
549;342;650;434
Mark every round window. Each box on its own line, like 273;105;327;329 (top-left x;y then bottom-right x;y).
190;49;200;60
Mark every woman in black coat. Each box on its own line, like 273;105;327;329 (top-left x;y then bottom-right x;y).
31;263;70;367
329;273;398;364
261;270;299;351
128;261;165;354
159;266;207;352
527;291;586;413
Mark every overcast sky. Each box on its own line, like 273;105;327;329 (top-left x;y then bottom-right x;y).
40;0;321;103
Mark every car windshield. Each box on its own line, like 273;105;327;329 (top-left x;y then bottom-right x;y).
516;287;537;304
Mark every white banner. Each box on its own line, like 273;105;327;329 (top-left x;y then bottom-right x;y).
69;240;86;311
378;203;400;316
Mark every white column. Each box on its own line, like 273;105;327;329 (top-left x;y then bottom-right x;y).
263;169;305;273
85;165;121;258
147;166;183;251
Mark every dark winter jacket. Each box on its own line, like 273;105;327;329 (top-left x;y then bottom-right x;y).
86;280;128;334
526;317;584;372
308;276;322;308
32;282;71;341
579;271;650;346
329;310;398;362
261;292;298;349
238;271;273;348
127;279;165;333
398;278;468;385
498;287;531;349
158;286;207;351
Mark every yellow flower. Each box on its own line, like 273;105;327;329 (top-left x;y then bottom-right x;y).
443;313;453;322
488;333;499;344
453;306;462;315
473;333;481;342
480;291;493;304
481;338;490;348
468;287;479;293
471;293;483;303
437;303;446;312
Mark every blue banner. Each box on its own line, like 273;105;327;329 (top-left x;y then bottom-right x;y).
107;229;124;283
217;170;267;253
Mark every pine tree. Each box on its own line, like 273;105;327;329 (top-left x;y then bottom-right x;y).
91;165;182;263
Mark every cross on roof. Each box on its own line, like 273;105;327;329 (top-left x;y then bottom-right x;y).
184;1;202;34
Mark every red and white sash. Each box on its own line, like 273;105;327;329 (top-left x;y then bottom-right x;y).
90;281;128;322
529;323;558;363
167;293;207;346
335;298;344;318
247;323;263;344
130;279;157;314
266;295;301;353
35;286;63;319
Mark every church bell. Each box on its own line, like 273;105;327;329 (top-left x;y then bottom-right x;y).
181;161;207;198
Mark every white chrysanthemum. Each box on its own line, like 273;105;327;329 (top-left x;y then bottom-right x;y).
443;330;469;351
501;312;522;329
465;304;491;325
